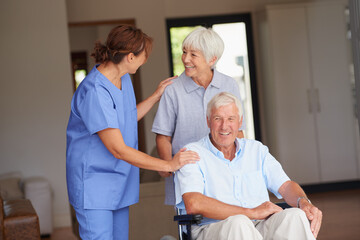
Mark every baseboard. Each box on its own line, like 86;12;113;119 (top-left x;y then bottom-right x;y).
301;180;360;194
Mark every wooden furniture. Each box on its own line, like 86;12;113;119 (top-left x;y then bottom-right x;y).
0;196;41;240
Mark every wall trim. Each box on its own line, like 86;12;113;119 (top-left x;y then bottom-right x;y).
301;180;360;194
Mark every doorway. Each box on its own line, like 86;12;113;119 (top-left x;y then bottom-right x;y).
166;13;260;140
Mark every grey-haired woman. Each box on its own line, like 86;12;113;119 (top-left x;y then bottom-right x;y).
152;27;245;205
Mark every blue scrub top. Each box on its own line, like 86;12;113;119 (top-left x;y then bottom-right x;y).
66;65;139;210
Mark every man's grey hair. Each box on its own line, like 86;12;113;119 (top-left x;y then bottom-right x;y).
207;92;243;120
182;27;224;68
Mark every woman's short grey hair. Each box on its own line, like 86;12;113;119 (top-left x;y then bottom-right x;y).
182;27;224;67
207;92;243;120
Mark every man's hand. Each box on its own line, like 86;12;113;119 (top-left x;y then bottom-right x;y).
250;201;283;220
299;199;322;238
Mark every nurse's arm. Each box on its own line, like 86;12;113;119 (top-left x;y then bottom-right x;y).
97;128;199;171
136;76;175;121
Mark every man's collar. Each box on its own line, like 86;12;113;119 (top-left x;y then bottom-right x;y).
206;134;242;160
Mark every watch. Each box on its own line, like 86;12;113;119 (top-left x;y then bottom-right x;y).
297;197;311;208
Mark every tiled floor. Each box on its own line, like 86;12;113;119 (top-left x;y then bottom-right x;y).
43;189;360;240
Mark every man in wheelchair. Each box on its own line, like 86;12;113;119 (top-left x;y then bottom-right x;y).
174;92;322;240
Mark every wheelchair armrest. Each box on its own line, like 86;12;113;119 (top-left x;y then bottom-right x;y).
174;202;289;221
174;214;203;225
275;202;292;209
173;203;289;226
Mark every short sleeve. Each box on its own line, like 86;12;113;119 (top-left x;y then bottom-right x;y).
77;86;119;135
261;145;290;198
174;145;205;207
152;88;177;136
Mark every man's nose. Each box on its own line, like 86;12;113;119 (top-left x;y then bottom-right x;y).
220;120;228;128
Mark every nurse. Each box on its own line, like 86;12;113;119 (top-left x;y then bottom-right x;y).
66;25;199;240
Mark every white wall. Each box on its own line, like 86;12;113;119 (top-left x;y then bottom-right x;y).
0;0;73;227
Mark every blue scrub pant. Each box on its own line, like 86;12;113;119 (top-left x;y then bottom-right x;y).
73;206;129;240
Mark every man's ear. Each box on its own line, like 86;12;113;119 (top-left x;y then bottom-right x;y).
239;116;243;127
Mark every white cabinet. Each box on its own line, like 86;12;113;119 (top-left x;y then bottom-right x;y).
258;1;359;184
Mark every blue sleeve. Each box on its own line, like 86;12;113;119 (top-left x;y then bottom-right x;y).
174;145;204;208
261;145;290;199
152;87;177;136
77;86;119;135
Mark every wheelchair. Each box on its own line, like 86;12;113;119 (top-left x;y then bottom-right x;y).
174;202;292;240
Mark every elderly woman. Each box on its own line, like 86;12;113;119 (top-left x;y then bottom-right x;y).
152;26;245;205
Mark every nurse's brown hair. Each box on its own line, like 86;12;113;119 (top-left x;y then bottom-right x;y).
91;25;153;64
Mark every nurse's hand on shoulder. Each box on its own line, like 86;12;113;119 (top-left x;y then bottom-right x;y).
169;148;200;172
152;76;177;101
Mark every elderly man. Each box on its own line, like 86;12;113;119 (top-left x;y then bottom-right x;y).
174;92;322;240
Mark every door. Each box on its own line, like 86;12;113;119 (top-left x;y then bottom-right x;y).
268;6;320;184
267;2;359;184
307;4;358;181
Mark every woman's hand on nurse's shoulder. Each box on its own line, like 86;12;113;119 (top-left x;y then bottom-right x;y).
153;76;177;101
168;148;200;172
